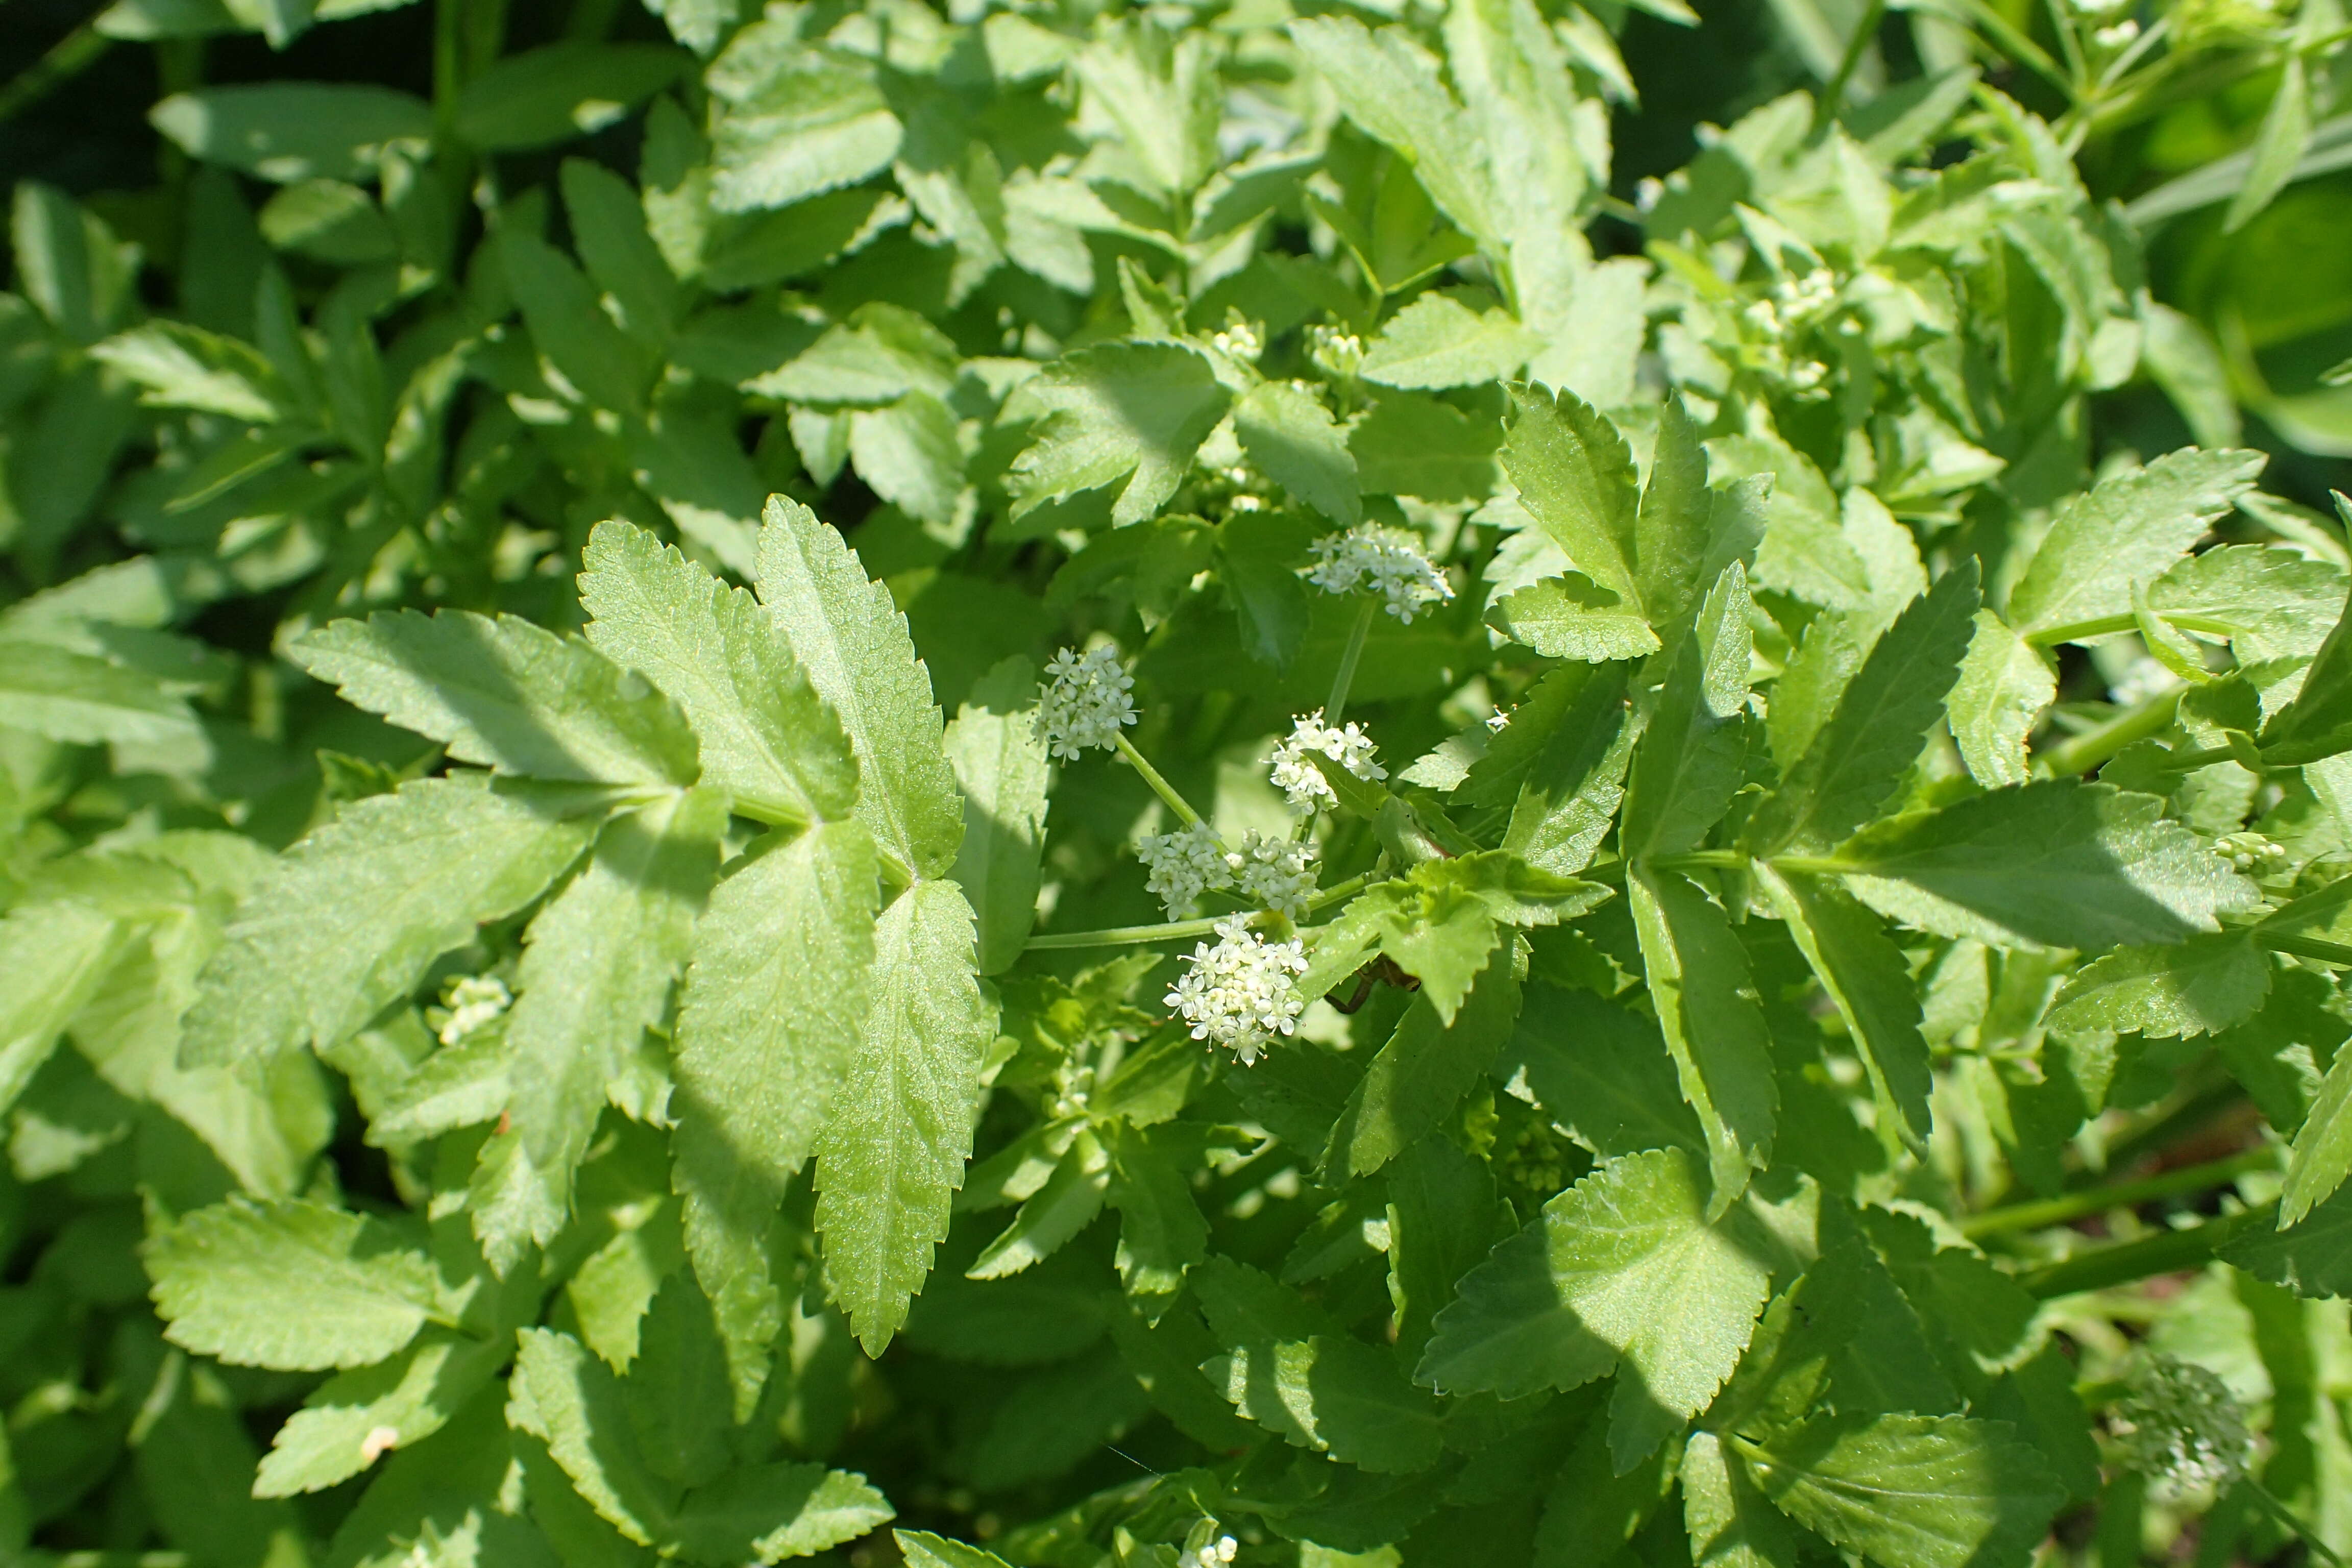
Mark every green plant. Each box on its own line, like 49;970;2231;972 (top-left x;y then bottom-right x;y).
6;1;2352;1565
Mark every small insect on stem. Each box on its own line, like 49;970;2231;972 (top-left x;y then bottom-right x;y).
1325;956;1420;1013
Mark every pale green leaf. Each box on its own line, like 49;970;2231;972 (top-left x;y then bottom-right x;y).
292;609;699;786
508;788;724;1216
1502;384;1641;608
1316;851;1606;1024
1287;17;1500;250
1489;573;1661;662
1359;291;1538;390
706;40;902;213
0;901;121;1116
1418;1147;1771;1467
1006;342;1232;527
1622;563;1753;862
506;1327;674;1546
1750;563;1979;853
1755;866;1934;1145
1628;869;1777;1209
898;1530;1015;1568
814;878;993;1353
1683;1430;1798;1568
183;776;604;1066
673;819;879;1413
2046;934;2270;1042
580;519;857;826
2005;449;2266;639
1946;612;2053;789
148;1198;439;1371
0;638;202;747
2282;1044;2352;1228
756;496;964;879
668;1464;894;1564
1236;378;1359;526
254;1330;508;1496
88;320;290;422
1835;781;2259;949
2224;54;2312;234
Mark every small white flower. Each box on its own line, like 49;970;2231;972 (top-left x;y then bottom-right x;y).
1036;644;1137;761
2093;17;2140;46
1209;318;1263;362
1231;830;1318;919
1771;266;1839;322
1166;915;1308;1065
1268;710;1386;813
2112;1356;2251;1503
2216;831;2288;873
1307;324;1364;380
1634;176;1665;214
1177;1537;1240;1568
438;975;511;1046
1139;820;1235;917
1485;705;1513;733
1306;524;1455;623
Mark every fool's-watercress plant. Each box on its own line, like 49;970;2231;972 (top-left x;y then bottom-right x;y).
10;0;2352;1564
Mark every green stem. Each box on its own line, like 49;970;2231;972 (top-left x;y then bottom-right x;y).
2036;687;2186;777
1024;874;1373;952
2258;930;2352;967
0;21;110;127
1654;849;1751;872
2249;1482;2348;1567
1325;599;1377;726
1114;734;1206;830
1814;0;1889;126
2013;1203;2275;1299
434;0;464;141
1962;1147;2278;1238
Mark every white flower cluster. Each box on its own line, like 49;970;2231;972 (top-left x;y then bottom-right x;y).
1306;524;1454;623
2112;1356;2252;1504
1233;829;1318;919
1166;916;1308;1065
1208;318;1263;363
1139;820;1234;917
1306;323;1364;380
437;975;511;1046
1268;710;1385;813
1035;645;1136;760
1771;266;1839;321
1178;1537;1239;1568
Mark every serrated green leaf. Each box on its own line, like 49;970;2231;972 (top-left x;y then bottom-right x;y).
1683;1430;1798;1568
1754;867;1934;1146
254;1329;508;1497
814;878;992;1353
507;1327;675;1546
1739;1413;2066;1568
499;228;659;415
673;818;878;1412
1636;398;1765;647
1500;666;1639;876
669;1463;894;1564
1489;573;1660;662
1833;781;2258;949
292;609;699;786
0;638;202;746
943;658;1050;975
706;41;902;213
2006;449;2266;639
898;1530;1015;1568
2283;1045;2352;1228
183;776;605;1066
1317;851;1605;1024
148;1198;439;1371
1946;612;2053;789
1499;982;1707;1159
1287;17;1500;251
756;496;964;879
970;1130;1109;1279
1751;564;1979;854
1385;1134;1502;1363
1236;378;1359;526
1622;563;1752;862
1198;1259;1443;1472
0;900;121;1116
1360;291;1538;389
580;519;856;827
1419;1147;1770;1469
1628;868;1777;1210
1007;342;1232;527
507;789;722;1223
1503;384;1641;608
2224;1184;2352;1296
2260;576;2352;765
2046;934;2270;1042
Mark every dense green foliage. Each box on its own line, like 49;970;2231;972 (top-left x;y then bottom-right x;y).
7;0;2352;1563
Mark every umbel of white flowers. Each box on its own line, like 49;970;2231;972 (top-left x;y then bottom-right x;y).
2112;1355;2252;1504
1178;1537;1239;1568
1306;522;1454;623
1035;644;1136;759
1137;823;1320;919
1269;710;1384;812
1166;915;1309;1064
